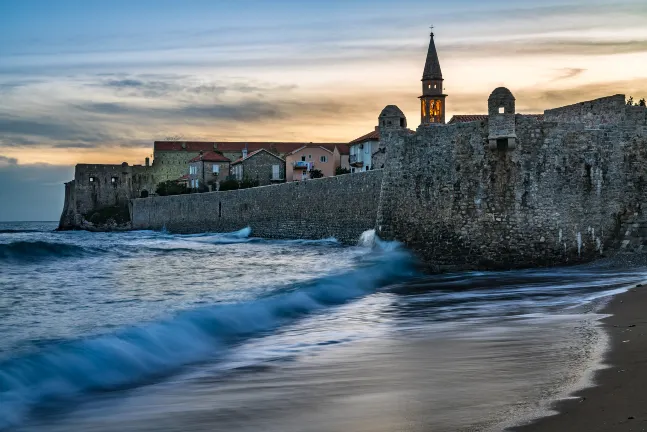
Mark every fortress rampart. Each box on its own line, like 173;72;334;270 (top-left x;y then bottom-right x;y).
60;93;647;271
377;95;647;270
131;170;383;244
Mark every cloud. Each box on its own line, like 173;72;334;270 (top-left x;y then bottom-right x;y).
0;155;18;167
553;68;586;81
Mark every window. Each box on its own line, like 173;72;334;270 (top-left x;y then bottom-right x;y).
496;138;508;151
272;164;280;180
212;165;220;174
320;155;328;163
308;154;312;160
301;156;306;162
499;106;505;114
89;176;95;183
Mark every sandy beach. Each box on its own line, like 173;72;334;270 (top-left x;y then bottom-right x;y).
513;284;647;431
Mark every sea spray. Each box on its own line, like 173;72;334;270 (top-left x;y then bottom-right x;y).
358;229;401;252
0;245;415;429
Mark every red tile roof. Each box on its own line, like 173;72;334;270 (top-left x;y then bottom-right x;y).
188;151;230;163
448;114;545;124
154;141;347;155
349;128;380;144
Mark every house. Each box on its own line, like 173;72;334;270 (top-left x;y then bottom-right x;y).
188;151;231;191
152;141;347;183
285;145;346;181
231;148;285;185
349;127;380;173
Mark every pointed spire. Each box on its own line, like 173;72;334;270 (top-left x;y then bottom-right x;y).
422;30;443;81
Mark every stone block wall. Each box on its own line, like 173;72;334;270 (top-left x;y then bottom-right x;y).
131;170;383;244
239;151;286;185
153;151;202;182
544;94;626;127
73;164;134;216
377;113;647;271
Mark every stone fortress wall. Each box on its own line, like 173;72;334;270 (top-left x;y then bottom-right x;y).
131;170;383;244
59;163;156;229
376;94;647;271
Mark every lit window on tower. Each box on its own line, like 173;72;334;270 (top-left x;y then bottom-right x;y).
421;99;426;118
429;100;442;122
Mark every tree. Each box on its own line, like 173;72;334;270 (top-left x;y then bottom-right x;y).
240;178;260;189
219;179;240;191
156;180;188;196
335;167;351;176
640;99;646;107
310;169;324;179
627;96;635;106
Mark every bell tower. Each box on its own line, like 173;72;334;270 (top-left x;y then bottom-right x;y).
419;28;447;125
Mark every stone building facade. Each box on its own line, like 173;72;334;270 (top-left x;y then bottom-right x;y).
231;149;286;185
59;162;156;229
188;151;231;191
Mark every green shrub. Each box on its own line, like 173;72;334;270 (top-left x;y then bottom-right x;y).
85;205;130;225
335;167;351;176
240;178;260;189
310;169;324;179
156;180;188;196
219;179;240;191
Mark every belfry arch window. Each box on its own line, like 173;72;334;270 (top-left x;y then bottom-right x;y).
429;100;442;123
421;100;427;118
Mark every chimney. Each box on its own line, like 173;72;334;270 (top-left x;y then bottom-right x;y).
242;146;248;159
145;157;150;167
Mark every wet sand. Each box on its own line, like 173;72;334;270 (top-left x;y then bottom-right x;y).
513;285;647;432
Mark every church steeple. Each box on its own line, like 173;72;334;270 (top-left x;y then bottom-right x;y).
419;29;447;125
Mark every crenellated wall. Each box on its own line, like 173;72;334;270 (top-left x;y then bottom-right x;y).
131;170;383;244
376;107;647;271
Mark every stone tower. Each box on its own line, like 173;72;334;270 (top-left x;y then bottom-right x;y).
419;30;447;125
379;105;407;129
487;87;517;150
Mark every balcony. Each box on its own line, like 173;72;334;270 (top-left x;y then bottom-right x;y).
349;154;363;167
293;161;313;170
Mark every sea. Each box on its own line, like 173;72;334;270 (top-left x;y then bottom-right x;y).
1;221;645;432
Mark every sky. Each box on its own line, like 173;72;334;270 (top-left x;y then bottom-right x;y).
1;0;646;221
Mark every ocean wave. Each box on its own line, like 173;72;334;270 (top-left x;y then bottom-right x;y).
0;229;44;234
0;247;415;428
0;241;102;263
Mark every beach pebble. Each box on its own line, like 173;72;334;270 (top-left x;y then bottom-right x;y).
628;416;635;420
628;324;636;328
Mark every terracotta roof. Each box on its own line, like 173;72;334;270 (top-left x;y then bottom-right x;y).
178;174;188;180
448;115;489;124
154;141;346;155
231;148;285;165
188;151;230;163
286;145;335;156
349;128;380;144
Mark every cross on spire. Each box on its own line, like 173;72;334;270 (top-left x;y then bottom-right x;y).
430;25;434;35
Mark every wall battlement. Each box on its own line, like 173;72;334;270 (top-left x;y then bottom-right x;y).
377;94;647;271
